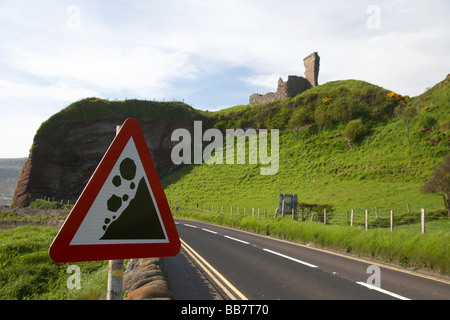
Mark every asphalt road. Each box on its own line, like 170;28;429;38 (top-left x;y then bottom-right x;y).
164;218;450;300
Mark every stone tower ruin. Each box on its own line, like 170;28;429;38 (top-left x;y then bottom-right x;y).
304;52;320;88
249;52;320;105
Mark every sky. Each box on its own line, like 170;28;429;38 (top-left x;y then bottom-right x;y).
0;0;449;158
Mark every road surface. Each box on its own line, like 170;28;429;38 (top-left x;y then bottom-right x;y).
163;218;450;300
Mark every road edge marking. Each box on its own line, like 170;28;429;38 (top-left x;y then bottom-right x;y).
180;238;248;300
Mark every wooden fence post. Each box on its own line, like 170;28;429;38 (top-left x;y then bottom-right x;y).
365;209;369;231
421;208;425;234
350;210;354;227
324;209;327;225
390;210;394;233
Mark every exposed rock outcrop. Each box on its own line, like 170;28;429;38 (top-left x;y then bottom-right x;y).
12;98;212;208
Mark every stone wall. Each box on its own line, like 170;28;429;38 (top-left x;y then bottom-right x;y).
249;52;320;105
304;52;320;88
122;258;172;300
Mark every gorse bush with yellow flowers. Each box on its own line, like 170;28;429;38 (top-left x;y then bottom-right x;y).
387;91;410;105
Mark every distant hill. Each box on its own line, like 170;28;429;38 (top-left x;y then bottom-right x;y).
0;158;27;205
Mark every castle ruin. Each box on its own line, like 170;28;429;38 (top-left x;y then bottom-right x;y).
249;52;320;105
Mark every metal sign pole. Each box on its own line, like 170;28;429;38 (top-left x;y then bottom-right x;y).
107;259;124;300
107;125;124;301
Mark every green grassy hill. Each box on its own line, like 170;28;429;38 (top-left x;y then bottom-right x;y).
162;78;449;217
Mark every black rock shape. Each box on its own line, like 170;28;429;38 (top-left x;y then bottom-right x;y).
107;195;122;212
100;177;166;240
120;158;136;181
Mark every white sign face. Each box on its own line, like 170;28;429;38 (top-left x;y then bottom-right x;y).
70;137;169;245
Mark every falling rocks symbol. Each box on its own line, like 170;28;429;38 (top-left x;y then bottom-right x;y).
101;177;165;240
101;157;165;240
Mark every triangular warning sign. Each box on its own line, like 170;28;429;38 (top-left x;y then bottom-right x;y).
49;118;180;263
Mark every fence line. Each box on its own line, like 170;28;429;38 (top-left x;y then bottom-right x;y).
169;198;449;234
36;194;449;234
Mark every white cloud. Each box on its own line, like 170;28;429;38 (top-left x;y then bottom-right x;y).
10;46;198;98
0;114;46;158
0;0;449;157
0;79;97;103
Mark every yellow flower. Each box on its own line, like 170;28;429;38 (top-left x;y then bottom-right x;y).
322;97;331;104
387;92;408;105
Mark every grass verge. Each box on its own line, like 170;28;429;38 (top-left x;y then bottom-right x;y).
0;226;108;300
174;209;450;277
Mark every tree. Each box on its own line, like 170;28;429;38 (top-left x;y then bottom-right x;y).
421;155;450;217
344;118;365;149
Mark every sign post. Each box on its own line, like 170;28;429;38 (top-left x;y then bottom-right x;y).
49;118;181;297
107;259;124;300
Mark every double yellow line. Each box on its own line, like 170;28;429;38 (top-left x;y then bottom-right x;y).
180;238;247;300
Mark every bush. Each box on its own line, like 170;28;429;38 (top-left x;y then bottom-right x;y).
419;115;438;131
344;118;365;149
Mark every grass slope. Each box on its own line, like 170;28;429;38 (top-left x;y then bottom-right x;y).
163;78;449;215
162;78;449;275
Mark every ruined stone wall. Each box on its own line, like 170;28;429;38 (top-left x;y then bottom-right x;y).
249;76;309;105
249;52;320;105
304;52;320;88
286;75;309;97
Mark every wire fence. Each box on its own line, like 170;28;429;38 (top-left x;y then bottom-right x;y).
169;198;450;234
33;194;449;234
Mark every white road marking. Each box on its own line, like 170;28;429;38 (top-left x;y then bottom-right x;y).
356;282;411;300
184;224;198;228
202;228;218;234
224;235;250;245
263;249;318;268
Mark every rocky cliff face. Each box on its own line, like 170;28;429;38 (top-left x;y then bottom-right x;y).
12;98;211;208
